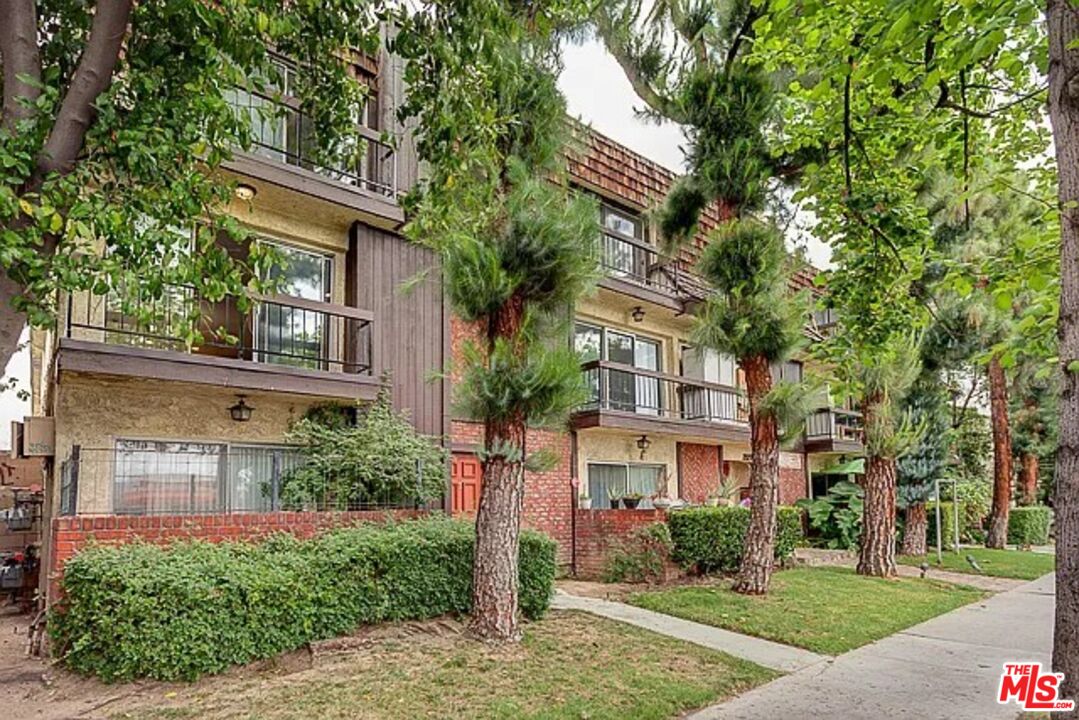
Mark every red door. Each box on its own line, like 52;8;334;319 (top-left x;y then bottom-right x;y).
451;453;482;514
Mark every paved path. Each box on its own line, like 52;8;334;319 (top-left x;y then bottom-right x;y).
551;591;826;673
690;573;1055;720
894;564;1025;592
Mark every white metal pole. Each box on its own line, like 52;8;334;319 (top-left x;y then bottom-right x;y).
935;476;943;565
953;479;961;554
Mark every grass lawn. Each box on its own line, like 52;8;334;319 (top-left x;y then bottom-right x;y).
628;566;987;655
898;547;1055;581
114;611;776;720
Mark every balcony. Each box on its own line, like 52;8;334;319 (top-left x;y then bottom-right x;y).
59;285;381;401
223;85;402;222
805;408;864;454
572;360;750;442
596;231;707;310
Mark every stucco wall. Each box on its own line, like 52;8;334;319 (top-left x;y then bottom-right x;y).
53;373;331;514
575;428;678;499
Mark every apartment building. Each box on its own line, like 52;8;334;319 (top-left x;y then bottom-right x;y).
28;52;863;591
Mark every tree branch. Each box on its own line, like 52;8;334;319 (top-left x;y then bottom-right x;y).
38;0;133;177
594;10;687;123
939;84;1049;119
0;0;42;132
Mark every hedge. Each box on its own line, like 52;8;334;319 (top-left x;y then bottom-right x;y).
1008;506;1053;547
49;517;556;682
667;506;804;573
926;502;965;548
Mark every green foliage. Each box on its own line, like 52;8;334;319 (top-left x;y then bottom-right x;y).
49;518;557;681
897;374;952;504
279;389;447;510
796;481;863;550
667;506;804;574
602;522;674;584
942;478;992;542
926;502;965;549
1;0;383;331
1008;506;1053;547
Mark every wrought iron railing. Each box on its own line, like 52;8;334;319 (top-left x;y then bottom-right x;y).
806;407;864;443
579;360;748;425
228;87;397;198
597;231;704;300
65;285;373;375
59;445;439;516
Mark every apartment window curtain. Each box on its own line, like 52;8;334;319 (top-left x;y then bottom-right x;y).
587;463;665;508
113;440;225;515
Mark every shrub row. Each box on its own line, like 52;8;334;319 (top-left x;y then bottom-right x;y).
926;501;965;548
1008;506;1053;547
667;506;804;573
49;517;556;682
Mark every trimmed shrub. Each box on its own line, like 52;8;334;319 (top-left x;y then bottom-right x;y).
926;501;966;549
1008;506;1053;547
602;522;674;584
667;506;804;574
49;517;556;682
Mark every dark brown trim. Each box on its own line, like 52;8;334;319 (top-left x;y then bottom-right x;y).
571;408;750;444
57;338;382;401
805;438;865;455
223;152;404;227
597;276;685;313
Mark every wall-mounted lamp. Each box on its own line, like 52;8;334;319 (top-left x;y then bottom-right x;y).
636;434;651;459
631;306;645;322
229;395;254;422
234;183;258;201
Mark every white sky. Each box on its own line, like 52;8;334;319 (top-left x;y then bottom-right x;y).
0;37;835;444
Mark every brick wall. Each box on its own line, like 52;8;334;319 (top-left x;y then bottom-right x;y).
451;420;574;567
573;508;672;580
779;466;808;505
47;509;425;602
679;443;720;503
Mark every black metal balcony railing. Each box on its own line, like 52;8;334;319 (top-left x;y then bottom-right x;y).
598;231;704;301
229;88;397;198
579;360;748;425
806;407;864;443
65;285;373;375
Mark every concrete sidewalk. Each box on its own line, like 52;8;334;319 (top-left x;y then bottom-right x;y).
552;591;826;673
690;573;1055;720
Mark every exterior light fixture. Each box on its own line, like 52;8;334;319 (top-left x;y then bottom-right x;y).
229;395;254;422
631;306;645;322
636;434;651;459
234;183;258;201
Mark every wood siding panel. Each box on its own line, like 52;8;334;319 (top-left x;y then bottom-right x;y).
351;223;446;439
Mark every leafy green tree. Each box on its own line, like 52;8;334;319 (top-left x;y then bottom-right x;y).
897;373;951;556
395;0;594;640
595;0;806;595
0;1;383;363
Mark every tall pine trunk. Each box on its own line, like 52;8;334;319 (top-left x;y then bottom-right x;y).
901;502;928;557
732;354;779;595
858;395;897;577
0;270;27;372
986;354;1013;548
470;294;526;641
1019;452;1040;506
1048;2;1079;711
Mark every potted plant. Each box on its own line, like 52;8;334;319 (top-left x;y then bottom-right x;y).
716;475;741;507
705;493;720;507
653;495;673;510
579;491;592;510
622;492;644;510
607;486;621;509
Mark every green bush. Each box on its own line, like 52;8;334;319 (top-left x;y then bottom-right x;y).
667;506;804;574
1008;506;1053;547
49;517;556;682
602;522;673;583
926;501;966;548
796;481;862;550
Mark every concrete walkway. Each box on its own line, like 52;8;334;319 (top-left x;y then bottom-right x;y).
551;591;826;673
690;573;1055;720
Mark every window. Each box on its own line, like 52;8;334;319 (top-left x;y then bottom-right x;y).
257;240;333;369
112;440;305;515
588;462;667;508
680;345;742;422
771;360;803;384
598;203;649;283
574;322;662;414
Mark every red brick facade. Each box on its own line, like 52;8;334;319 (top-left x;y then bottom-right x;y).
451;420;574;567
48;510;425;600
678;443;721;503
779;465;809;505
573;508;670;580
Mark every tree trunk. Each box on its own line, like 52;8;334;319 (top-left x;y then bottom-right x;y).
900;502;928;557
1048;2;1079;712
858;453;898;576
1019;452;1040;506
0;269;27;373
986;354;1013;549
732;354;779;595
470;293;527;642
